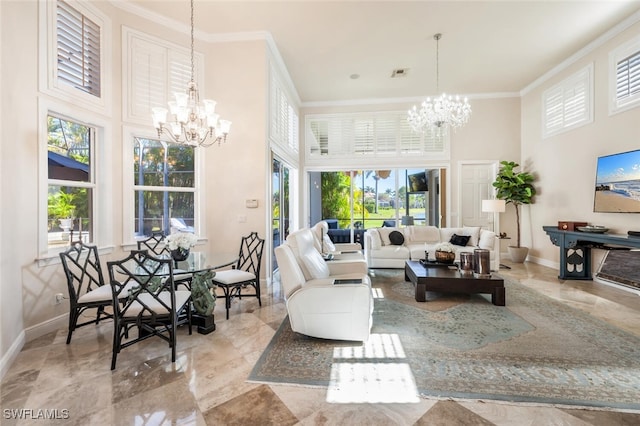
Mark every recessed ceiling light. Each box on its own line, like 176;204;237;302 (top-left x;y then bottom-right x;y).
350;74;360;80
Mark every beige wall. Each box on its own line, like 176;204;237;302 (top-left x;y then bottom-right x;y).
521;21;640;266
0;0;269;372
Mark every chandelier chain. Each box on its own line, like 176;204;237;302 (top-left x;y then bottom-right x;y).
434;33;440;94
190;0;195;84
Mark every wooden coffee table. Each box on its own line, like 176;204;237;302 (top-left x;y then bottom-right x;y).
404;260;505;306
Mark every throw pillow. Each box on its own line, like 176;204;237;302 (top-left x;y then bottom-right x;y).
389;230;405;245
450;234;471;247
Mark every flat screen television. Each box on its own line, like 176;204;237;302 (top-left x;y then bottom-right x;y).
593;148;640;213
408;172;428;192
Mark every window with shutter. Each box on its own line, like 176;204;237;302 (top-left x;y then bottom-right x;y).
269;74;300;156
610;35;640;115
542;64;593;139
124;28;204;125
305;112;449;161
56;0;101;97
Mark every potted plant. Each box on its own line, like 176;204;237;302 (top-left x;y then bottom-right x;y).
492;161;536;263
48;192;76;232
166;232;198;262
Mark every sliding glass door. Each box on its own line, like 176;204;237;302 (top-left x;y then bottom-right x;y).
272;156;291;273
309;168;444;243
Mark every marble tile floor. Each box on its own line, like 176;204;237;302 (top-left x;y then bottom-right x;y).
2;261;640;425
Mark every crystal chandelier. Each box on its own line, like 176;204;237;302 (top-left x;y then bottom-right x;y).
407;33;471;134
151;0;231;147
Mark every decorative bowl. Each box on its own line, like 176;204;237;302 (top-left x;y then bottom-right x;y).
576;226;609;234
435;250;455;264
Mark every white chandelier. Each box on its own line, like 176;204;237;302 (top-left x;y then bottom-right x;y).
407;33;471;134
152;0;231;147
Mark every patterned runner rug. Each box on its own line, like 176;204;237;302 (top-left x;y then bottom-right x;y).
249;270;640;410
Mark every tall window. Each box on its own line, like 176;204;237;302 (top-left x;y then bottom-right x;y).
47;115;95;248
56;0;101;97
133;138;195;237
610;35;640;115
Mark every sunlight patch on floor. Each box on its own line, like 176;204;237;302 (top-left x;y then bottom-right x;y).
326;362;419;403
333;333;405;359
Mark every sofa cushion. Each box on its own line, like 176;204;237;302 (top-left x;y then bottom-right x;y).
478;229;497;250
302;253;331;279
323;234;336;252
368;229;382;249
463;226;482;247
286;228;331;280
389;230;404;245
438;227;462;244
370;245;410;259
408;226;440;243
450;234;471;247
378;227;401;246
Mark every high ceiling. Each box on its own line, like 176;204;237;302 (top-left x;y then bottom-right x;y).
124;1;640;104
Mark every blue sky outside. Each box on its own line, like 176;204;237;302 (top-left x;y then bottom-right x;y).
596;149;640;184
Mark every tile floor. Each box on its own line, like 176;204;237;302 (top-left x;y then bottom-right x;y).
2;261;640;425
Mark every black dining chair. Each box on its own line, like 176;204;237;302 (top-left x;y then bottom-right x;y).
106;250;192;370
137;231;168;255
59;241;113;344
137;231;192;290
212;232;265;319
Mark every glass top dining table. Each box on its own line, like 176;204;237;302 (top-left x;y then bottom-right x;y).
124;251;238;276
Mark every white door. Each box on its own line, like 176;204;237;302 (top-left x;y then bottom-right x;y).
459;162;498;230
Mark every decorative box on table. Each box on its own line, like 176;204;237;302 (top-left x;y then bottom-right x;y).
558;221;588;231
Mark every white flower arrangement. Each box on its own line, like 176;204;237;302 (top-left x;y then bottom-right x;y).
166;232;198;251
434;242;455;253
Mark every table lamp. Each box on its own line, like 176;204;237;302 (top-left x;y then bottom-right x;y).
401;215;414;226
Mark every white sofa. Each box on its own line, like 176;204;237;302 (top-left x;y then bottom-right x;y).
364;225;498;269
275;228;373;341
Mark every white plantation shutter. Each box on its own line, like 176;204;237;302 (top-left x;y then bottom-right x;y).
168;50;193;96
124;29;205;125
56;0;101;97
611;36;640;115
542;64;593;138
306;112;449;160
269;74;300;154
374;118;397;155
131;37;167;120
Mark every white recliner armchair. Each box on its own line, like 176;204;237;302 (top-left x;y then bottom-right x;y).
310;221;365;262
275;228;373;341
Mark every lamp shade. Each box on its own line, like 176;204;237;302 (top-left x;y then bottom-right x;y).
401;215;415;225
482;199;506;213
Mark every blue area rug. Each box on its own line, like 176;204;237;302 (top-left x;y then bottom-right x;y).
249;270;640;410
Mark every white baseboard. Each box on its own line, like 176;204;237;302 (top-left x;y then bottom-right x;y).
0;330;25;380
0;314;67;380
526;255;558;270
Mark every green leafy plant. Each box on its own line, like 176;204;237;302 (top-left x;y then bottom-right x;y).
492;161;536;248
48;191;76;220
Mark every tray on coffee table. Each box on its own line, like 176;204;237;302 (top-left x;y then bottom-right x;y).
420;259;458;268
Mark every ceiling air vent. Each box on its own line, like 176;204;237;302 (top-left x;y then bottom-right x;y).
391;68;409;78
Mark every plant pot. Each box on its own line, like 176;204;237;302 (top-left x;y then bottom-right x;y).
170;248;190;262
59;218;73;232
435;250;455;264
508;246;529;263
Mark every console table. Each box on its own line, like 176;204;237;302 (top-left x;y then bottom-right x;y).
542;226;640;280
